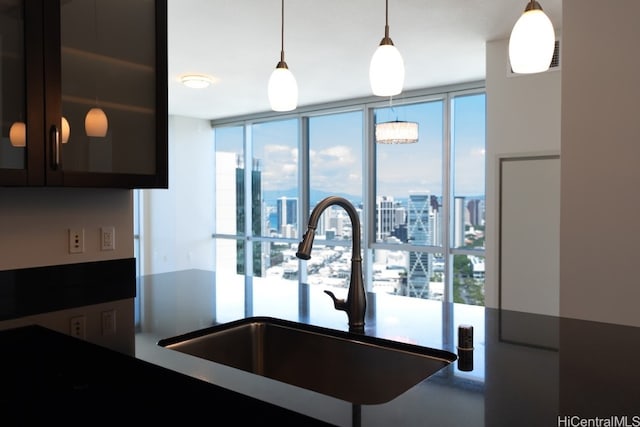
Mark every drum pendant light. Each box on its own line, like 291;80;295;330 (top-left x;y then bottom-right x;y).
375;101;418;144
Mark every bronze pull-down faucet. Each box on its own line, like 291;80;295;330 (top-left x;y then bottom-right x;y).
296;196;366;333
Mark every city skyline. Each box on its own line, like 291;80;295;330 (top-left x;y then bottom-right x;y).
214;91;486;305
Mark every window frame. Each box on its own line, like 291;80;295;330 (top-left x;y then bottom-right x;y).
209;82;486;305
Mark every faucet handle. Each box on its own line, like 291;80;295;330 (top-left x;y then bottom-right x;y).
324;290;348;312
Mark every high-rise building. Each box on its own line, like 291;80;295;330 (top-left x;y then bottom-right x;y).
276;197;298;236
467;198;482;227
454;196;466;248
405;192;433;298
215;152;239;279
429;195;442;247
234;156;263;276
376;195;396;241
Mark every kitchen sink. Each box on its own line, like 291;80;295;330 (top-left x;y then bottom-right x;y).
157;316;456;404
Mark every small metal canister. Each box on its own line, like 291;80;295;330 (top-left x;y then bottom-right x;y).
457;324;474;371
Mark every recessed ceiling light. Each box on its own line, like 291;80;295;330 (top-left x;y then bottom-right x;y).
179;74;217;89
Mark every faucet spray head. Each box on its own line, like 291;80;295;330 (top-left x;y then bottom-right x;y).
295;228;316;260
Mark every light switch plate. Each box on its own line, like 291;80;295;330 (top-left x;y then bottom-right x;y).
101;309;116;335
101;226;115;251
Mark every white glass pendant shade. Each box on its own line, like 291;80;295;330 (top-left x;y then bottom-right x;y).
509;5;555;74
369;44;405;96
375;120;418;144
268;65;298;112
9;121;26;147
85;107;108;137
61;116;70;143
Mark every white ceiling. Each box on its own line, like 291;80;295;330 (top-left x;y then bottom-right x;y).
167;0;562;121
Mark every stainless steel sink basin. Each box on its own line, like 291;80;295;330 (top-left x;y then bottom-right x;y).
157;316;456;404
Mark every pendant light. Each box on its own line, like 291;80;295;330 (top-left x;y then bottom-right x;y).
7;116;68;160
375;101;418;144
369;0;405;97
375;120;418;144
509;0;555;74
9;121;26;147
85;108;108;137
85;0;108;137
268;0;298;112
61;116;70;144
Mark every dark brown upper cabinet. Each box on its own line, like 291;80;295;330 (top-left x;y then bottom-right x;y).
0;0;168;188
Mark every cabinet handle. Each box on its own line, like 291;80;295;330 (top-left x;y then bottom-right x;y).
51;125;60;170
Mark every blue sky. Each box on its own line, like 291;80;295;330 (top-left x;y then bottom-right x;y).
215;92;485;200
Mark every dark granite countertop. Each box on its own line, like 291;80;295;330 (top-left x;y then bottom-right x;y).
5;268;639;426
0;323;333;425
133;269;640;426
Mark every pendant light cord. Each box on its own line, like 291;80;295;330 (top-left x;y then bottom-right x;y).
280;0;285;62
380;0;392;45
385;0;389;39
94;0;99;105
388;95;398;121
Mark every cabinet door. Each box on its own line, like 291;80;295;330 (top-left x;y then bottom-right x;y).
1;0;167;188
0;0;32;185
45;0;167;188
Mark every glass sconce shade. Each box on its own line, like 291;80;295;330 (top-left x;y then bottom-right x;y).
85;107;108;137
509;3;555;74
61;116;70;143
268;64;298;112
9;121;26;147
370;44;405;96
375;120;418;144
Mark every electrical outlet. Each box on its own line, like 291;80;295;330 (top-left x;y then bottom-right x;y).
100;226;115;251
101;310;116;335
70;315;86;339
68;228;84;254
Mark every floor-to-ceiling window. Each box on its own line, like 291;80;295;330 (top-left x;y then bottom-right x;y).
208;85;486;307
372;97;445;300
306;110;363;291
450;92;486;306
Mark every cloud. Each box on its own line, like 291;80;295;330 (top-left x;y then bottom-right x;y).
261;144;298;190
309;145;361;194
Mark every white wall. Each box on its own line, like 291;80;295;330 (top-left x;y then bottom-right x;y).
141;115;215;275
0;187;134;352
560;0;640;327
485;38;562;309
0;188;133;269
